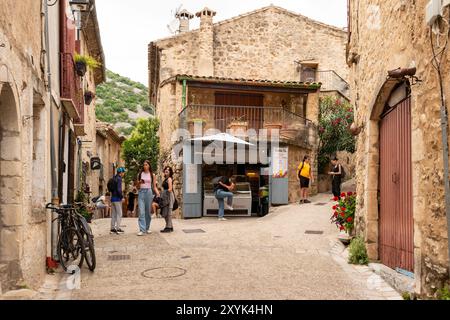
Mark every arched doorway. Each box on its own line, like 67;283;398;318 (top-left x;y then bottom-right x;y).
366;79;414;272
0;80;23;291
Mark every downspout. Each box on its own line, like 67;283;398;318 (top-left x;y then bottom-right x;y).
43;0;59;261
182;79;187;109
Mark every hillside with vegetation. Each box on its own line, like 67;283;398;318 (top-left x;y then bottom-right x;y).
95;70;155;136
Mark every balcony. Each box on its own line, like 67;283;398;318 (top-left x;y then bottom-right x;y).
60;52;85;135
179;105;317;148
317;70;350;99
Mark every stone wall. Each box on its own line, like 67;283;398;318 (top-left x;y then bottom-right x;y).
348;0;450;297
0;0;49;292
151;6;348;87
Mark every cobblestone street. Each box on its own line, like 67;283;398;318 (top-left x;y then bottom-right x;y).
28;193;402;300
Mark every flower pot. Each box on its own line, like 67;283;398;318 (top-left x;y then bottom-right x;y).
263;123;282;137
84;91;95;105
227;121;248;136
75;61;87;77
280;128;298;140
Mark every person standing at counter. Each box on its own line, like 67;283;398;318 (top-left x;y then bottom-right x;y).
214;176;235;221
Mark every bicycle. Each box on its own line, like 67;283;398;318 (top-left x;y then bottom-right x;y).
46;203;96;272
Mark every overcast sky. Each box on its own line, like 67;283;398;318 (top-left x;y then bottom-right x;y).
95;0;348;85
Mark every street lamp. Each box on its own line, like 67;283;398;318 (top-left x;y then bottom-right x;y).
69;0;90;12
69;0;90;38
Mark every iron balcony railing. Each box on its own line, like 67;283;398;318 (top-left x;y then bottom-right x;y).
61;52;84;124
179;104;318;147
317;70;350;98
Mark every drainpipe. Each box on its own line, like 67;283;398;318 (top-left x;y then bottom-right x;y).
43;0;59;260
182;79;187;109
437;68;450;281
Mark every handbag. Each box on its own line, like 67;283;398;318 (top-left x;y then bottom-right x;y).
172;187;179;211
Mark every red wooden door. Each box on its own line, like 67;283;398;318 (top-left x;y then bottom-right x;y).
379;97;414;272
214;92;264;132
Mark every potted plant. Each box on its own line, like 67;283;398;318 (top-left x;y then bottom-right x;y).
74;53;101;77
75;189;93;223
330;191;356;244
84;91;95;105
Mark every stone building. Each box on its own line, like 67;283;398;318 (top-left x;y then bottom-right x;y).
0;0;105;294
348;0;450;297
149;6;349;218
91;122;125;197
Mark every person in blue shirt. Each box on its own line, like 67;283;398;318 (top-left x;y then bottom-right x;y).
110;167;126;234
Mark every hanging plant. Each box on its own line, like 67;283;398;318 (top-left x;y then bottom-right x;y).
74;53;101;77
84;91;95;105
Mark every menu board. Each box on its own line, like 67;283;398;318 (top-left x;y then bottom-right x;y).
185;164;198;194
272;147;289;178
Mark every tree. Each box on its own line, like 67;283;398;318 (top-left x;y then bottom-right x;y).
318;96;356;173
122;118;160;184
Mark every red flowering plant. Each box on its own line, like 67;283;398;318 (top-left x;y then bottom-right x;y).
331;192;356;233
318;96;356;173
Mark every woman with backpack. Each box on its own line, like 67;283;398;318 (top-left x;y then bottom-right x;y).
137;160;160;236
329;157;344;200
160;166;175;233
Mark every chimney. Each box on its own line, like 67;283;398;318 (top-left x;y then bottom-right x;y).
176;9;194;33
196;7;216;76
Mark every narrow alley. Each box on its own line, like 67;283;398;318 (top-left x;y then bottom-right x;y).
32;192;400;300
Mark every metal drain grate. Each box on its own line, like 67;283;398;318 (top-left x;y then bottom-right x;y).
315;203;327;206
182;229;206;234
305;230;324;235
108;255;131;261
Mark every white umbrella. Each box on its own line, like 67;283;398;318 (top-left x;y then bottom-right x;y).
190;132;255;146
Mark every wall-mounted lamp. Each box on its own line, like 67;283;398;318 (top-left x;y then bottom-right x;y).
69;0;90;12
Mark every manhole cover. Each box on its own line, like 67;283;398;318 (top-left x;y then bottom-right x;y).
305;230;324;235
108;255;131;261
182;229;206;234
141;267;187;279
315;203;327;206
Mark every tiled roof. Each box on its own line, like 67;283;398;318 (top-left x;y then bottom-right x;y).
160;74;322;90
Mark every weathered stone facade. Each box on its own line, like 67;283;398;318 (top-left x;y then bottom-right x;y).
0;0;105;294
0;0;49;293
348;0;450;297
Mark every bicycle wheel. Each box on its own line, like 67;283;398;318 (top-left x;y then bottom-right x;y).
57;227;84;272
80;230;96;271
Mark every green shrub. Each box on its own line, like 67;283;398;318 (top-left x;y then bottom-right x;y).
348;236;369;265
437;285;450;300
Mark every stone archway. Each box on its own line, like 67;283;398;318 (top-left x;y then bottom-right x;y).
0;78;23;292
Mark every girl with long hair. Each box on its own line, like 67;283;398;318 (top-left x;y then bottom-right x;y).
137;160;160;236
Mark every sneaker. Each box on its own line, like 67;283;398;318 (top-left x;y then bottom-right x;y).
146;230;152;234
225;204;234;211
110;229;118;235
160;228;171;233
299;200;304;205
137;232;145;236
218;217;228;221
304;199;312;204
116;229;125;234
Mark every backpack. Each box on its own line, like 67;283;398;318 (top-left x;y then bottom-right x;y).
212;177;222;191
107;176;118;193
298;162;305;179
340;165;346;180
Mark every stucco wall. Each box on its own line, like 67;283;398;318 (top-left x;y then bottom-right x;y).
348;0;450;297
